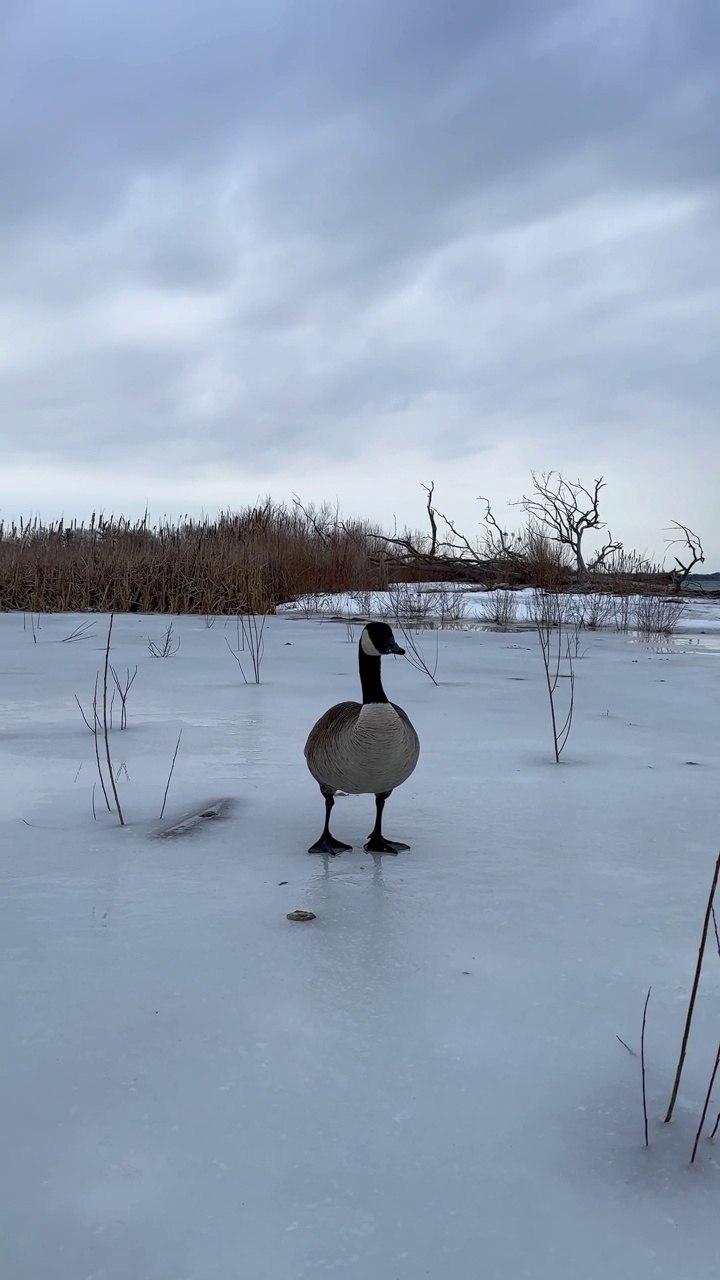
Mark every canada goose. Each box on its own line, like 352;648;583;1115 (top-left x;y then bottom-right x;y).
304;621;420;855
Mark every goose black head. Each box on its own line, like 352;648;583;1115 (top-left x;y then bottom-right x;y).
360;622;405;657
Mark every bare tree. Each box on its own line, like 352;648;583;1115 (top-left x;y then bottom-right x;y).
515;472;611;580
665;521;705;593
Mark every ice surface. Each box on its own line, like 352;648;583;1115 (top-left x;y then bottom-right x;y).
2;608;720;1279
278;584;720;634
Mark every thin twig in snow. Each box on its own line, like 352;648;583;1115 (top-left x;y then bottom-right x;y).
664;850;720;1123
641;987;651;1147
691;1040;720;1164
397;620;439;685
92;674;111;812
159;730;183;820
75;693;100;734
616;1035;637;1057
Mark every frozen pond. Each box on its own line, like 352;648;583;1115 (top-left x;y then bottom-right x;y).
2;609;720;1279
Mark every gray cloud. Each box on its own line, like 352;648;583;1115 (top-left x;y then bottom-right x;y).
1;0;719;558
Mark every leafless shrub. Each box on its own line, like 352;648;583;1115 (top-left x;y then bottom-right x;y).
347;590;375;617
386;582;439;630
556;596;587;658
293;593;321;619
534;592;576;762
438;586;468;624
226;614;267;684
529;588;562;629
613;593;634;633
110;664;138;729
478;589;519;627
148;623;180;658
584;592;615;630
635;594;687;638
518;523;574;589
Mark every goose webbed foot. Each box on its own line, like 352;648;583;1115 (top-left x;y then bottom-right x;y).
364;791;409;854
308;835;353;856
363;835;410;855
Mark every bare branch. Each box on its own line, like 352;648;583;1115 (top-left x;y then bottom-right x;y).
664;520;705;592
587;534;624;573
421;482;438;557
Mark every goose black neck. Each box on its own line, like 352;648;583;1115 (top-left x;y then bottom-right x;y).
358;645;388;704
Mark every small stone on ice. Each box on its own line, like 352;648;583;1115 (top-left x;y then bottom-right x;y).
286;910;316;922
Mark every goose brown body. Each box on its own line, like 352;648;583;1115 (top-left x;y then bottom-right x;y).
305;700;419;796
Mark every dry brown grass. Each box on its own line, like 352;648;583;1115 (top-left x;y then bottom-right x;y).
0;502;683;615
0;504;395;614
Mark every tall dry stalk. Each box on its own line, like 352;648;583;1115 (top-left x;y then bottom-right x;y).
664;851;720;1124
102;615;125;825
691;1040;720;1164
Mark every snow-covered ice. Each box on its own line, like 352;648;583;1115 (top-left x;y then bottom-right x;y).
2;607;720;1279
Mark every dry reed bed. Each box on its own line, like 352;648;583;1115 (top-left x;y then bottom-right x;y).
0;504;682;615
0;506;396;614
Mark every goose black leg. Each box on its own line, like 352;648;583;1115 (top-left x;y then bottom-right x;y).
308;787;353;855
364;791;410;854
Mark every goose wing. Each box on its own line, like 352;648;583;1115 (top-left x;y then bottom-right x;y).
304;701;361;761
391;702;420;754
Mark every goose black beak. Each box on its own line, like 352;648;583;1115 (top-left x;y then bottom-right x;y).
386;640;405;656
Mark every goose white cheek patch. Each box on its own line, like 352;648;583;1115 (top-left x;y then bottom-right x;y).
360;631;382;657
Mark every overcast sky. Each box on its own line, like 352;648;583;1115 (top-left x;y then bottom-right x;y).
2;0;718;565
